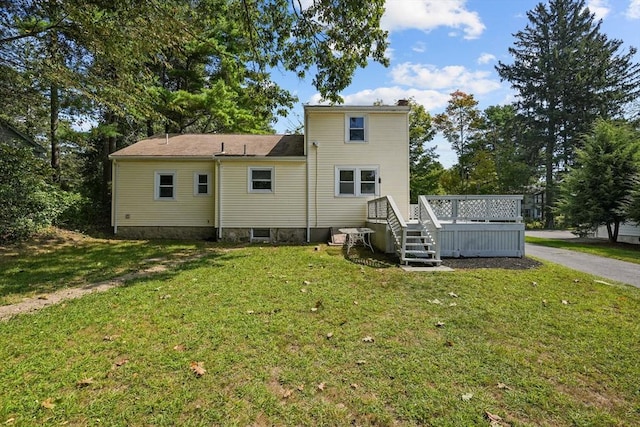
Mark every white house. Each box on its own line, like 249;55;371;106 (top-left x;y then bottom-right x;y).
110;103;410;243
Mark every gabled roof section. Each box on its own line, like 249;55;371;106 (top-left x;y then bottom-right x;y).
0;118;47;156
110;134;304;159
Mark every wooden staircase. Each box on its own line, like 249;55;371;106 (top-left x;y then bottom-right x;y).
400;223;441;265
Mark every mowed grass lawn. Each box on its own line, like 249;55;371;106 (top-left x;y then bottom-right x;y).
1;235;640;426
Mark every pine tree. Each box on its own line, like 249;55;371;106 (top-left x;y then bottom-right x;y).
496;0;640;227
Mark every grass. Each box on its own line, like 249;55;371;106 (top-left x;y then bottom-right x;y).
0;228;214;306
526;236;640;265
1;234;640;426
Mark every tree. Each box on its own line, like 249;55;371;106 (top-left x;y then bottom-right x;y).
556;119;640;242
433;91;483;191
496;0;640;227
408;99;441;201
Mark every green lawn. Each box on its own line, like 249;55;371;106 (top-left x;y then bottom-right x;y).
526;236;640;265
1;236;639;426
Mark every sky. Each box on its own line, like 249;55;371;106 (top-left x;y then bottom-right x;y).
271;0;640;168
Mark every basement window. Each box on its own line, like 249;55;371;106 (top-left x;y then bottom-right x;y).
251;228;271;242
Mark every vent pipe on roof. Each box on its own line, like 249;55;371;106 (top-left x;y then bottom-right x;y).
165;133;169;144
243;144;247;155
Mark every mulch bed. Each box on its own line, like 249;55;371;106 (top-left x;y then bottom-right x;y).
441;257;542;270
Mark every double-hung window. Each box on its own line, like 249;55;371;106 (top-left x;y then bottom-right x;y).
346;115;366;142
194;172;211;196
155;171;176;200
335;166;379;197
249;167;273;193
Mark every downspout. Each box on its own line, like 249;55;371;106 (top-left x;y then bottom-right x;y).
216;158;222;240
112;159;118;234
305;111;310;242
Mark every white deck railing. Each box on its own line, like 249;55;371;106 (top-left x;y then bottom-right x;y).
411;195;523;223
367;196;407;254
417;196;442;261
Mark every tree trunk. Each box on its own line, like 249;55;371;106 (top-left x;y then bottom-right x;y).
102;110;117;206
544;136;555;229
50;82;60;183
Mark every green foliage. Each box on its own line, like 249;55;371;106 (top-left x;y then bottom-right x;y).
496;0;640;226
556;119;640;242
408;99;442;200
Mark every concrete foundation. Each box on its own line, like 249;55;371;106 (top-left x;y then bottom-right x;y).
116;226;216;240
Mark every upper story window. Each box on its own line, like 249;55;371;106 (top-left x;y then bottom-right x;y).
194;172;211;196
155;171;176;200
249;167;273;193
335;166;379;197
346;115;367;143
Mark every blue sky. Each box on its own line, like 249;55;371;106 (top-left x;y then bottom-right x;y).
272;0;640;167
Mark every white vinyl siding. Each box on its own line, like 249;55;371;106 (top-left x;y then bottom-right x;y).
221;161;306;228
194;172;211;196
114;161;214;227
307;110;410;227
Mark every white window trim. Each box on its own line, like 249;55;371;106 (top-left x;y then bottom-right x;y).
345;114;368;143
335;166;379;197
251;228;271;242
193;172;211;196
154;171;177;201
248;167;274;193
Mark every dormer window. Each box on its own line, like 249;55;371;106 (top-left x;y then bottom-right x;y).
345;115;367;143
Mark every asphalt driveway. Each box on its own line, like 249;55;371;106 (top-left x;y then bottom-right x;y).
525;231;640;288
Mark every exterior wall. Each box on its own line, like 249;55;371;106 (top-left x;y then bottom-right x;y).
218;160;307;228
306;109;410;228
112;160;215;229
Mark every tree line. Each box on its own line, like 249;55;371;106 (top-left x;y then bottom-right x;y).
1;0;640;242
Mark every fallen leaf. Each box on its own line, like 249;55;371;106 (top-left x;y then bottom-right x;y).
160;294;171;300
297;384;305;391
303;280;311;285
355;359;367;365
103;335;114;341
300;288;307;293
435;321;445;328
428;299;443;305
310;307;318;312
246;310;255;314
114;358;128;367
173;344;185;352
189;361;206;377
531;281;538;287
497;382;512;390
326;332;334;339
485;411;508;426
448;292;459;298
353;301;359;305
317;382;325;391
573;279;580;283
449;302;457;307
41;398;55;410
37;295;48;300
76;378;94;388
282;389;293;399
562;300;569;305
362;336;374;343
4;418;15;425
461;392;473;401
350;383;359;389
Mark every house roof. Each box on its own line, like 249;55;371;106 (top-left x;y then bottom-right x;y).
0;118;47;156
110;134;304;159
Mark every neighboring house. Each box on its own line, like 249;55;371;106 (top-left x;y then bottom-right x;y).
109;104;410;242
0;118;46;156
595;222;640;245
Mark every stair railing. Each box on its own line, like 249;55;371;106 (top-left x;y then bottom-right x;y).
367;196;407;256
418;196;442;261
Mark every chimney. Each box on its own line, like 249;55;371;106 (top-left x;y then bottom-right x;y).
396;99;409;106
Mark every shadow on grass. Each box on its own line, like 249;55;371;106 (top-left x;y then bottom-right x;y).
339;245;397;268
0;238;243;305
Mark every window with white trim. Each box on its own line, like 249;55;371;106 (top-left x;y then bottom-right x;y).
345;115;367;142
248;167;273;193
335;166;379;197
155;171;176;200
194;172;211;196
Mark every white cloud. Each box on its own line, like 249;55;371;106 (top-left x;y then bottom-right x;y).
627;0;640;18
390;62;501;95
382;0;485;40
477;53;497;65
412;42;427;53
586;0;610;20
309;87;451;112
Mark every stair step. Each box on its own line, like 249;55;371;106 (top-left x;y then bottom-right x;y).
404;250;436;256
